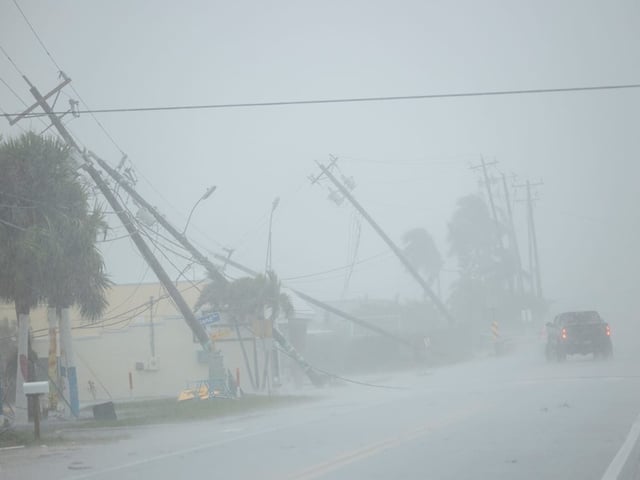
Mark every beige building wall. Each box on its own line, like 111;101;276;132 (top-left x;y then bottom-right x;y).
3;282;270;405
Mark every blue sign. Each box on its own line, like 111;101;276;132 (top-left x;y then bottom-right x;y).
198;312;221;332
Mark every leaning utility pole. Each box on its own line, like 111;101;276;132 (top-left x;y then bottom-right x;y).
514;180;544;299
501;173;524;295
470;158;502;247
87;153;325;386
92;148;419;378
86;152;228;285
210;252;416;349
11;76;212;349
312;161;455;325
149;296;156;359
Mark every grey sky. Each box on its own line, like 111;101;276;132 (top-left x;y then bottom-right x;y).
1;0;639;320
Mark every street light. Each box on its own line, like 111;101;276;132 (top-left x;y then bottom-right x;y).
265;197;280;272
183;185;216;236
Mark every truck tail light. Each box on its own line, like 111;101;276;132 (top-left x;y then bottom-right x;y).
561;327;567;340
606;325;611;336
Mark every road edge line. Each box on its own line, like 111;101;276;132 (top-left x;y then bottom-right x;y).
601;411;640;480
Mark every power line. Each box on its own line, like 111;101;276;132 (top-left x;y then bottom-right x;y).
0;105;28;134
0;216;29;232
76;279;205;330
0;75;49;130
11;0;62;72
96;232;133;243
140;226;200;283
282;250;392;281
98;264;150;319
0;75;28;107
0;44;25;77
274;345;407;390
3;82;640;119
10;0;128;156
138;223;196;263
69;84;127;156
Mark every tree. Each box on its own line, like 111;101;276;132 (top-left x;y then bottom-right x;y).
196;270;293;326
446;194;520;335
402;227;443;287
0;132;109;418
196;270;293;390
447;195;500;280
43;207;110;320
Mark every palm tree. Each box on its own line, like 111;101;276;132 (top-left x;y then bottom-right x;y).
447;195;499;278
44;207;111;320
0;132;109;418
447;194;525;337
196;270;294;390
197;271;293;329
42;206;110;416
402;228;443;288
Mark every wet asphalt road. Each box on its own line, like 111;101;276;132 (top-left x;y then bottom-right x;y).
2;336;640;480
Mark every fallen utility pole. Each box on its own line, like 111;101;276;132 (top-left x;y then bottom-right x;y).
87;152;228;284
15;76;212;349
292;290;415;349
314;162;455;325
89;153;325;386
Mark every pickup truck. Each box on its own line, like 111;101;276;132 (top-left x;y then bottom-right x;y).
545;310;613;361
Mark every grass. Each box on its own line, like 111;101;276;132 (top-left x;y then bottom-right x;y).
77;394;313;429
0;394;313;447
0;428;35;448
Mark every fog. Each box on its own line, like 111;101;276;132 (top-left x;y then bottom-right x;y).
2;1;639;318
1;1;640;478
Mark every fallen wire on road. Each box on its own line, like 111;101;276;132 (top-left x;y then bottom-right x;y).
275;346;409;391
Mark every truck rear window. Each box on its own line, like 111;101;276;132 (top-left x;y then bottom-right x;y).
560;311;602;325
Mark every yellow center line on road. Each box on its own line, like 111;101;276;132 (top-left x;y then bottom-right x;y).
282;403;489;480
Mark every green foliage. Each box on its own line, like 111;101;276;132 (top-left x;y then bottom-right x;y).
446;194;522;328
0;132;110;319
448;195;500;280
196;270;294;322
402;227;443;285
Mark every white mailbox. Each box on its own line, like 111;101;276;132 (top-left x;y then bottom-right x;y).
23;381;49;395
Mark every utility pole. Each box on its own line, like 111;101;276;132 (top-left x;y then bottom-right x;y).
501;173;524;295
470;158;502;246
12;76;212;350
97;163;389;349
149;296;156;359
265;197;280;272
312;160;455;325
86;151;228;284
88;154;330;387
514;180;544;299
209;252;417;349
87;154;328;387
527;181;543;300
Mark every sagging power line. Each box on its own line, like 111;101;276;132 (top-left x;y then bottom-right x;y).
3;83;640;120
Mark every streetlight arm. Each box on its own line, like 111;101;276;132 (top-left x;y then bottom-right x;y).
183;197;203;235
183;186;216;235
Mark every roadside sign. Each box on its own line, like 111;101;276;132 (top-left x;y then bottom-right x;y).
198;312;221;336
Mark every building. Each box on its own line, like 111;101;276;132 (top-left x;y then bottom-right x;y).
2;281;303;407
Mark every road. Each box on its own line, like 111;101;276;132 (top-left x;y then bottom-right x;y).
2;335;640;480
